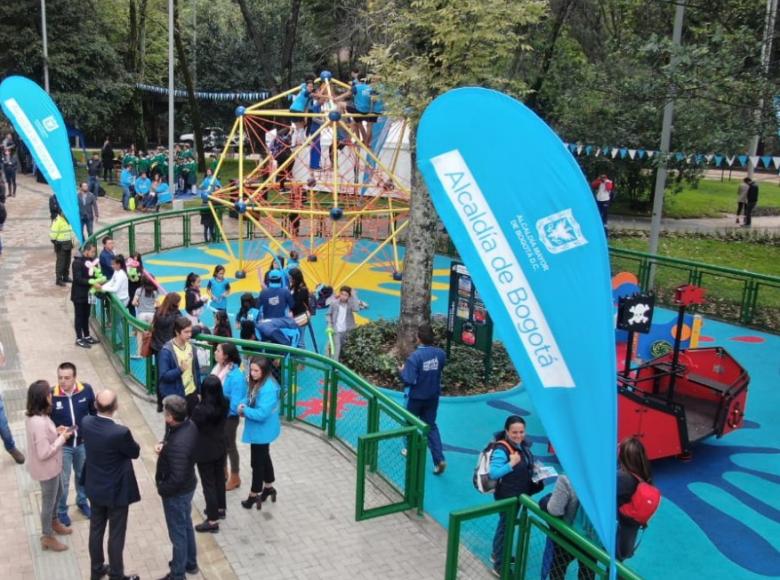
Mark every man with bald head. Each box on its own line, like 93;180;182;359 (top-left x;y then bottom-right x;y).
81;390;141;580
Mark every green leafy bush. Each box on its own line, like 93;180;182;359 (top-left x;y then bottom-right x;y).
341;318;520;396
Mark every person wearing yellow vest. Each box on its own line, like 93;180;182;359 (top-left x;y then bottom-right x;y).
49;211;75;287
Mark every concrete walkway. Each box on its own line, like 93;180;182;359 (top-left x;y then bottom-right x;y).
610;213;780;234
0;175;448;579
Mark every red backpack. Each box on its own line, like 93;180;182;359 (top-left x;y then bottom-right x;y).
619;474;661;527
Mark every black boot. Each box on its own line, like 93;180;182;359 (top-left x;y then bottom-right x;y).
259;487;277;503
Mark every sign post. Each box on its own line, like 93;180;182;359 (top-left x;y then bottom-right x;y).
446;261;494;384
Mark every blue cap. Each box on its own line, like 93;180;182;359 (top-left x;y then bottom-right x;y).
268;269;283;281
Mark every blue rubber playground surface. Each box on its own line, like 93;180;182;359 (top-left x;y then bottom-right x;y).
143;241;780;579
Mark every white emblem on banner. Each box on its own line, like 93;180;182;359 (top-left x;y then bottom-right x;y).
536;210;589;255
42;115;59;132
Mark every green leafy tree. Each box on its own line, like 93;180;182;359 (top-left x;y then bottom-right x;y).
364;0;546;355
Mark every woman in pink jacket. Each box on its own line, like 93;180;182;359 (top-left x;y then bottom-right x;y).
25;380;74;551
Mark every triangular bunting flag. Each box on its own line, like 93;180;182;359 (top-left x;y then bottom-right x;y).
675;152;686;162
637;149;646;159
594;147;601;157
628;149;637;159
619;147;628;159
585;145;593;155
568;143;577;153
761;155;772;168
773;157;780;169
647;150;655;158
695;154;704;165
611;148;619;158
714;155;723;167
577;145;584;155
726;155;736;166
749;156;760;168
705;154;713;163
738;155;748;167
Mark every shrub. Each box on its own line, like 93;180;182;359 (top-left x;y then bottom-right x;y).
341;318;520;395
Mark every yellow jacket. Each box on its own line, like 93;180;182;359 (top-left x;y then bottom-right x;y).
49;215;74;243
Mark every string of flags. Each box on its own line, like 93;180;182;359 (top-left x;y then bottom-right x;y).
135;83;271;103
562;142;780;170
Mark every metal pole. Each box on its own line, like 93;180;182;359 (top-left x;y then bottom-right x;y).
168;0;175;189
747;0;778;179
41;0;50;93
647;0;685;285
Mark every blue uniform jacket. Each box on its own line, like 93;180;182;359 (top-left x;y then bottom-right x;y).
135;176;151;195
241;380;281;444
158;340;203;398
99;248;115;281
257;286;293;320
223;365;248;417
50;382;97;447
400;345;446;400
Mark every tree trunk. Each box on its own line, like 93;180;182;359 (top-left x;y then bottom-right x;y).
523;0;576;113
396;128;438;357
138;0;149;81
234;0;271;88
174;0;206;172
127;0;147;150
280;0;303;89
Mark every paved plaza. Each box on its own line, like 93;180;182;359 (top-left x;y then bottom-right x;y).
0;175;448;579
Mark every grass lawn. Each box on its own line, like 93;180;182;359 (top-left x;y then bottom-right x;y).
612;177;780;219
609;236;780;277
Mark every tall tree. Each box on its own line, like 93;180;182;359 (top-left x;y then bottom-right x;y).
365;0;547;355
280;0;303;89
174;0;206;171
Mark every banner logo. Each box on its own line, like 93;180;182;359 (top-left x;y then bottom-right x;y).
3;97;62;180
536;209;588;254
430;149;575;388
42;115;59;132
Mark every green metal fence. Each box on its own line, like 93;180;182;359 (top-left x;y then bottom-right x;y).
609;247;780;332
85;210;428;522
445;495;641;580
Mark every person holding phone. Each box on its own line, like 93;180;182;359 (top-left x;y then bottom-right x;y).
26;380;75;552
50;362;97;526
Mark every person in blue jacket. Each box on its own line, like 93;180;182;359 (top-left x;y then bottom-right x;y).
158;318;202;417
399;323;447;475
289;75;316;145
206;265;231;313
257;270;294;320
119;164;135;210
238;357;280;510
133;171;151;209
212;343;247;492
50;362;97;526
199;168;221;194
488;415;542;576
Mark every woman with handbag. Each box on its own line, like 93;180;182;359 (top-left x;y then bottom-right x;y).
288;268;310;348
238;357;280;510
25;380;74;552
151;293;184;412
211;343;247;491
488;415;544;576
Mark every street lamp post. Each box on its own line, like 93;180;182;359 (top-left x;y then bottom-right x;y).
41;0;50;93
168;0;175;190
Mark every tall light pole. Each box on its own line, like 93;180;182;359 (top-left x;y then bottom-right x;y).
647;0;685;285
747;0;778;179
168;0;175;189
41;0;50;93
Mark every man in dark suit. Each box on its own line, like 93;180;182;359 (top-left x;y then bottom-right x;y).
81;390;141;580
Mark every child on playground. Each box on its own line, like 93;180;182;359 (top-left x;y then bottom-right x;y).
236;293;259;340
289;74;317;146
326;285;368;361
184;272;208;324
212;310;233;338
207;265;231;312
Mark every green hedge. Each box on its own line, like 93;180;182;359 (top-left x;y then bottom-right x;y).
341;318;520;395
